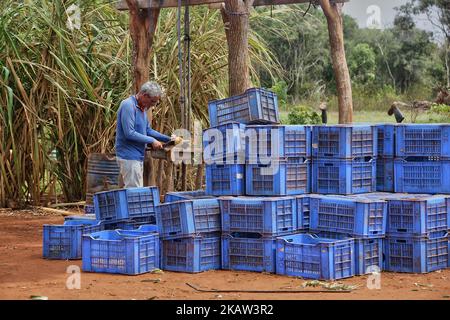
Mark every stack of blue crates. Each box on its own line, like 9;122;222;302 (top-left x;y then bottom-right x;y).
382;194;450;273
220;196;296;273
394;124;450;194
311;125;377;194
375;124;396;192
156;196;222;273
245;125;311;196
42;186;161;262
308;195;387;276
203;122;246;196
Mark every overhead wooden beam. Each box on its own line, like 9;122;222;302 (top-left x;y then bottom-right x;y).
116;0;348;10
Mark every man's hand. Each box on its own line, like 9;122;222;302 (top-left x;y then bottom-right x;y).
151;141;163;150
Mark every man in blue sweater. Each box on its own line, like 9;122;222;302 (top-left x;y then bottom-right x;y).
115;81;172;188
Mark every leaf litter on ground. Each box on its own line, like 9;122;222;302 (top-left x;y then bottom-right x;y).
301;280;359;291
151;269;164;274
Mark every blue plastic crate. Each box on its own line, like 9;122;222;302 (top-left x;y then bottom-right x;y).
394;157;450;194
246;157;310;196
312;125;377;159
222;233;277;273
276;234;355;280
43;220;103;260
386;196;450;236
208;88;279;127
203;123;246;164
396;124;450;158
383;232;449;273
205;164;245;196
82;229;159;275
246;125;311;160
310;195;387;238
376;157;394;192
100;216;156;231
376;124;396;157
310;231;383;276
312;157;377;194
164;190;215;203
94;187;160;221
296;195;310;230
220;196;297;236
156;199;221;238
161;232;221;273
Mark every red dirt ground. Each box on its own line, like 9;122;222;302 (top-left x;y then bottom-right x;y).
1;208;450;300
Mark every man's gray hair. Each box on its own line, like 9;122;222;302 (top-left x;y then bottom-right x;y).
140;81;164;97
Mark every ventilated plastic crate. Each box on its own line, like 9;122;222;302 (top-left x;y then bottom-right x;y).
203;123;246;164
312;125;377;159
205;164;245;196
100;215;156;231
156;199;221;238
94;187;160;221
383;232;449;273
386;196;450;236
376;157;394;192
376;124;396;157
164;190;215;203
310;231;383;276
312;157;376;195
82;229;159;275
396;124;450;157
246;157;310;196
208;88;279;127
222;233;277;273
43;220;103;260
220;196;297;236
161;232;221;273
309;195;387;238
276;234;355;280
246;125;311;160
394;157;450;194
296;195;310;230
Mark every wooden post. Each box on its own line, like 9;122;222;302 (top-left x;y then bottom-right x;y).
221;0;254;96
126;0;160;186
319;0;353;124
126;0;160;92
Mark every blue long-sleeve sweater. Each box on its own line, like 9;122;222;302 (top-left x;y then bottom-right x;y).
115;96;171;161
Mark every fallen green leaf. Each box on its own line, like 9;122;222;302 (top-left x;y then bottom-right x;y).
151;269;164;274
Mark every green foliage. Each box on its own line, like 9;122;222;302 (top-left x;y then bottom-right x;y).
0;0;279;206
348;43;377;86
429;103;450;116
286;106;322;125
270;80;288;109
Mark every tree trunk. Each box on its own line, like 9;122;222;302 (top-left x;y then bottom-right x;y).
320;0;353;124
126;0;160;187
221;0;254;96
126;0;160;93
195;163;204;190
445;40;450;88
